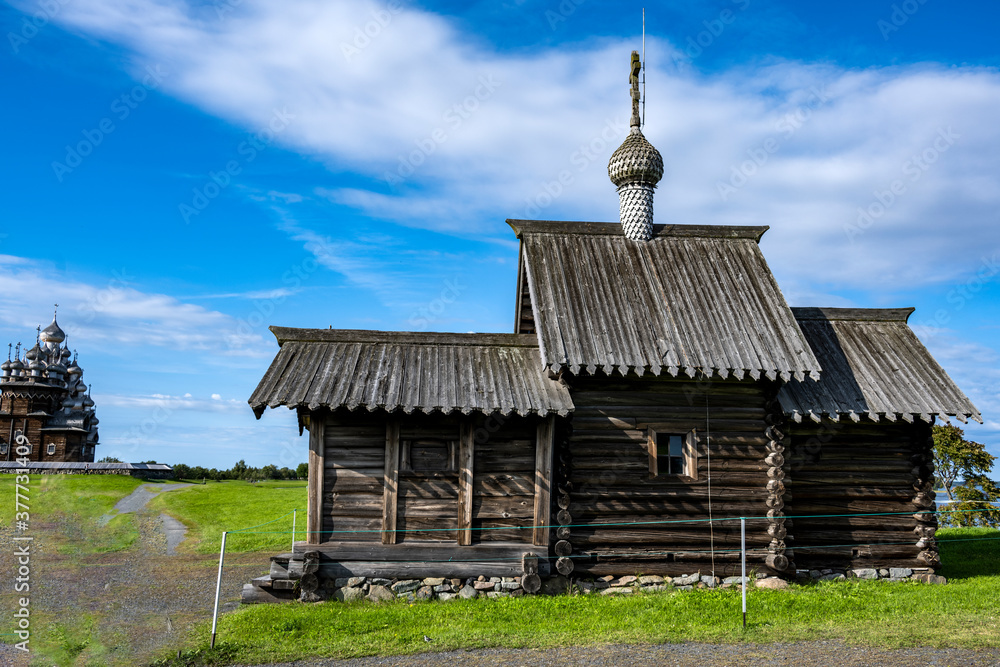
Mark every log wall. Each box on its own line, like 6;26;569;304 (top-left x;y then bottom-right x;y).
320;410;542;547
563;375;774;577
322;412;385;542
785;419;936;571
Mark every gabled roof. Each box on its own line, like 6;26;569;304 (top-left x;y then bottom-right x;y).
249;328;574;418
778;308;981;424
511;220;822;381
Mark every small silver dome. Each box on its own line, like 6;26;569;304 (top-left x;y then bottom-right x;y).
608;127;663;187
40;316;66;344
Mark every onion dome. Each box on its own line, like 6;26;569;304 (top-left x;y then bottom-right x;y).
10;357;24;375
82;394;95;408
1;359;11;379
608;50;664;242
40;311;66;344
608;128;663;187
25;343;41;361
61;347;72;360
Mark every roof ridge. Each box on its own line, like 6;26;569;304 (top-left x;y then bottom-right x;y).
792;307;915;323
507;219;768;242
270;327;539;348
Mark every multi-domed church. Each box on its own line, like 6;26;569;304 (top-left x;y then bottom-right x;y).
0;310;99;462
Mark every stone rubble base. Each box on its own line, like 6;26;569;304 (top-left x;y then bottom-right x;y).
243;564;947;605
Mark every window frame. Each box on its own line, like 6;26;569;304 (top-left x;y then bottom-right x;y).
399;437;458;476
47;443;56;456
647;428;698;479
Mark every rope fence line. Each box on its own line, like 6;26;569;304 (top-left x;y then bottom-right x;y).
227;506;1000;536
208;506;999;647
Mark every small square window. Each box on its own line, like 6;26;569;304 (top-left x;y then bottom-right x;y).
400;438;457;474
0;442;7;455
47;444;56;456
648;429;698;479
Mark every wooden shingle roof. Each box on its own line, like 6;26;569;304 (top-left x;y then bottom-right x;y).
778;308;981;424
511;220;823;381
249;328;574;418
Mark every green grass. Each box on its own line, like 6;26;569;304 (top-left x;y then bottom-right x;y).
148;479;306;553
155;528;1000;666
0;474;146;553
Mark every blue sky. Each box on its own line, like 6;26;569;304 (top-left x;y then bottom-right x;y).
1;0;999;469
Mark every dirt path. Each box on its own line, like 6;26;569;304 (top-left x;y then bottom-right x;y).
252;641;1000;667
3;481;268;665
100;482;193;523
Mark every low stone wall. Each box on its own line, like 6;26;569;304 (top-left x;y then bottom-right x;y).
241;551;947;604
241;557;947;605
795;566;946;584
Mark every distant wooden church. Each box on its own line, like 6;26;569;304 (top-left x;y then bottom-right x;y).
1;311;100;462
249;53;978;589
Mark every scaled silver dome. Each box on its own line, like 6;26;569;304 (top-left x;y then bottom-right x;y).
608;127;664;187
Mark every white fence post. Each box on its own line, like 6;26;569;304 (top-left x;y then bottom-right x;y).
211;531;228;649
740;517;747;629
292;509;297;553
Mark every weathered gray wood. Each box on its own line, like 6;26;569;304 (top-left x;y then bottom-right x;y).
533;416;555;547
382;420;400;545
555;556;574;575
458;420;474;546
241;583;295;604
473;473;535;496
307;417;326;545
647;428;658;478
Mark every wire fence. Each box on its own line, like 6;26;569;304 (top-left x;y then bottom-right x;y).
208;505;1000;646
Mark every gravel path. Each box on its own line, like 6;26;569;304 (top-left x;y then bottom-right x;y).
161;513;188;555
103;482;193;519
247;641;1000;667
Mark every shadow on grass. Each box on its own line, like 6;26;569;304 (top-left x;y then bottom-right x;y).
938;527;1000;579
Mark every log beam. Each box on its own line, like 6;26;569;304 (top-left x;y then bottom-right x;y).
382;419;400;545
533;415;555;547
306;415;326;545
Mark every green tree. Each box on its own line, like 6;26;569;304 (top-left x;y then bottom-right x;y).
932;424;1000;527
296;462;308;479
98;456;122;463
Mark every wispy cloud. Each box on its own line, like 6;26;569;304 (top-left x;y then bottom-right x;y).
0;256;270;357
25;0;1000;296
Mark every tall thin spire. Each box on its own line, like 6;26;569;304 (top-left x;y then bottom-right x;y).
608;50;664;241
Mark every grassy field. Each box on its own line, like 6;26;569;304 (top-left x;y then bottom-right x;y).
0;473;147;553
149;479;307;553
153;527;1000;666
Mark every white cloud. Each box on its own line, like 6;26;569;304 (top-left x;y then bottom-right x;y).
28;0;1000;295
0;256;270;357
100;392;244;412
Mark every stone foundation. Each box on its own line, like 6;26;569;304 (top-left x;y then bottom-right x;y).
242;555;948;604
